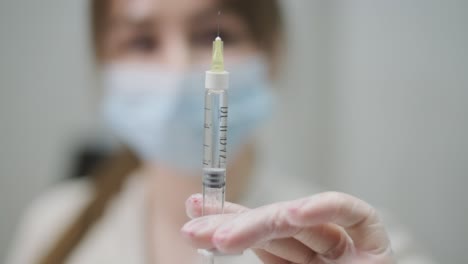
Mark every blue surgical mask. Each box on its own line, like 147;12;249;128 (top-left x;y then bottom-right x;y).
101;57;274;170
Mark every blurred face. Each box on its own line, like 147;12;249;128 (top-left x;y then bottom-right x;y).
100;0;259;69
100;0;275;172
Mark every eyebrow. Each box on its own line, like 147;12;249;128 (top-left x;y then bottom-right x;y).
107;16;155;32
107;3;237;32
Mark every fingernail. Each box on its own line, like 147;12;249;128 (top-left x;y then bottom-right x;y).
288;198;307;213
189;193;203;204
288;205;299;214
286;200;309;225
186;194;204;219
182;219;208;233
292;197;314;212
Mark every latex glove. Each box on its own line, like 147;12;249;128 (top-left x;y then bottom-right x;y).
181;192;395;264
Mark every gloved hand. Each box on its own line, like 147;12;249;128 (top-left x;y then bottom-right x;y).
181;192;395;264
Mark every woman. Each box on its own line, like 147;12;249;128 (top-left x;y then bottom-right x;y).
6;0;431;263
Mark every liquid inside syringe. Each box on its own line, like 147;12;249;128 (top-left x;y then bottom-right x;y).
202;87;228;215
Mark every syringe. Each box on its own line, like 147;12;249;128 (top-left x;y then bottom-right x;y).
199;36;228;262
202;35;228;217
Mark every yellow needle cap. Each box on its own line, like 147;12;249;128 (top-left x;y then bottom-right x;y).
211;36;224;72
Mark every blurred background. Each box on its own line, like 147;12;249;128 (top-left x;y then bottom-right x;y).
0;0;467;263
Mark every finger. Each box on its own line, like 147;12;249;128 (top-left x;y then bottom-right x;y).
260;238;317;264
185;195;283;262
183;211;317;264
203;203;337;263
181;214;237;249
253;248;294;264
287;192;390;252
294;224;351;260
185;193;249;219
209;202;300;253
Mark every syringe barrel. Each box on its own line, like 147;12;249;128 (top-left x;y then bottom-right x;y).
203;88;228;169
202;71;228;217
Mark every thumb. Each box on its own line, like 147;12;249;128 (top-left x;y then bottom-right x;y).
185;193;250;219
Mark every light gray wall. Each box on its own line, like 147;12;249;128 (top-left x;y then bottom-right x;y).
269;1;468;262
326;1;468;262
0;0;96;259
0;0;466;262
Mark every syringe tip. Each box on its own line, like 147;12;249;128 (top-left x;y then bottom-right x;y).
211;36;224;72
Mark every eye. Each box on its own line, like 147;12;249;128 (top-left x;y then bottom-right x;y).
127;34;158;53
